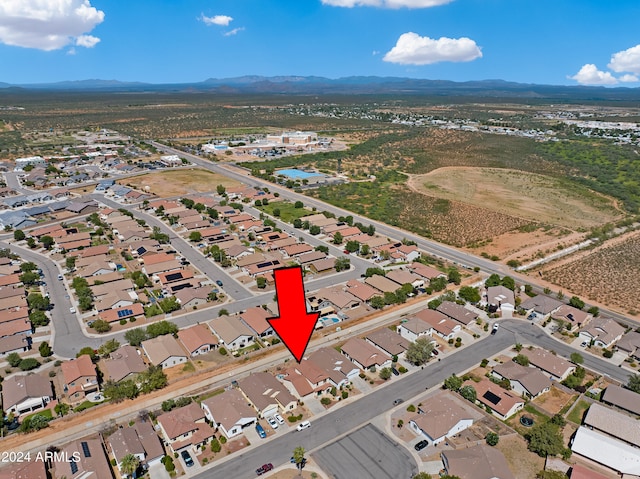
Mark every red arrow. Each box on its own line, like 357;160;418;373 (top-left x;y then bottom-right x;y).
268;266;319;363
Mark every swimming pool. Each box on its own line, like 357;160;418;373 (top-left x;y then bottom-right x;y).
320;315;342;328
276;168;321;180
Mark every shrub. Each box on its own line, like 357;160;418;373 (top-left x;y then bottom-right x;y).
210;438;221;453
485;432;499;446
220;436;227;444
320;397;332;405
406;404;416;413
219;347;228;356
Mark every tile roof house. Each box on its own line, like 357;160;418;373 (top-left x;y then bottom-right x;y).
385;269;425;288
365;327;411;357
52;436;113;479
308;286;360;313
584;402;640;447
239;306;274;337
1;373;53;415
364;274;401;294
102;344;147;383
519;295;563;319
615;331;640;359
237;372;298;418
208;315;254;351
141;335;188;369
414;308;461;340
201;388;257;439
108;420;165;473
177;324;219;356
408;262;446;280
441;444;515;479
601;384;640;416
523;348;575;381
345;280;380;302
436;301;478;326
491;361;552;399
408;393;474;445
61;355;99;404
175;286;210;310
552;304;593;329
397;316;434;343
570;426;640;476
579;317;626;349
0;461;47;479
465;378;524;420
0;335;31;356
340;337;391;370
156;402;216;453
485;285;515;317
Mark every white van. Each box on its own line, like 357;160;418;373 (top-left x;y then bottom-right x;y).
296;420;311;431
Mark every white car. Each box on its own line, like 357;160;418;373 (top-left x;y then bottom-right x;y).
267;416;279;429
296;420;311;431
69;307;76;314
274;413;285;424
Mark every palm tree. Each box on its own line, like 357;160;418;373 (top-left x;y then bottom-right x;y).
120;454;140;478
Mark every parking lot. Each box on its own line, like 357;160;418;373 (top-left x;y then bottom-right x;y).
313;424;417;479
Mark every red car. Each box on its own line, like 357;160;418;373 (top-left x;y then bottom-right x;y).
256;463;274;475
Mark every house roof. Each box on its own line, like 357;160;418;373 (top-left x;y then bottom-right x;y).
174;286;210;305
99;303;144;323
61;354;97;384
616;331;640;354
209;315;254;345
552;304;592;325
237;372;296;411
341;337;390;368
53;437;112;479
492;361;552;397
157;402;207;440
523;348;574;379
602;384;640;416
365;328;411;356
142;335;187;365
0;335;29;355
580;317;625;345
0;461;47;479
466;378;524;418
202;388;256;432
442;444;515;479
1;374;52;410
385;269;422;286
315;286;360;310
309;257;336;272
520;295;563;315
411;393;473;440
569;464;611;479
415;308;459;336
345;280;379;301
486;285;515;306
239;307;272;335
109;426;145;463
584;402;640;446
177;324;219;353
103;345;147;382
437;301;478;325
297;250;326;264
408;262;444;279
364;275;401;294
399;316;432;335
571;426;640;475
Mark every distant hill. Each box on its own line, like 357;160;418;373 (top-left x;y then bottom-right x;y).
0;75;639;101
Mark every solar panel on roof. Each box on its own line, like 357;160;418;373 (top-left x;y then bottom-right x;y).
81;441;91;457
165;272;182;282
483;390;502;405
70;460;78;474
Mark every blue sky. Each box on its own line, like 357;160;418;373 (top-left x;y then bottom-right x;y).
1;0;639;86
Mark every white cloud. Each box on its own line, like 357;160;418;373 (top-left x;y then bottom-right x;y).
223;27;244;37
383;32;482;65
321;0;453;7
608;44;640;74
619;74;639;83
200;14;233;26
0;0;104;51
75;34;100;48
569;64;618;85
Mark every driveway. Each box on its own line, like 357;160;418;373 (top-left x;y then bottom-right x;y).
148;462;171;479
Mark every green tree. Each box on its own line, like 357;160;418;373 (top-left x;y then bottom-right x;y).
444;374;463;392
405;337;434;366
54;402;70;417
210;438;222;453
19;271;39;285
146;320;178;338
379;367;392;380
98;339;121;356
92;319;111;333
131;271;151;289
370;296;385;309
189;231;202;242
256;277;267;289
334;256;351;272
429;276;447;292
7;352;22;367
77;347;98;361
292;446;306;469
458;286;481;303
360;244;370;255
333;232;343;244
120;453;140;478
627;374;640;394
216;184;226;195
447;268;461;285
13;229;25;241
315;245;329;254
27;414;49;431
20;262;38;272
514;354;530;366
39;341;53;357
65;256;76;271
501;276;516;290
568;296;585;310
294;201;304;208
570;352;584;364
309;225;321;235
485;432;499;446
485;274;501;287
19;358;40;371
103;379;139;402
526;422;565;457
460;385;477;402
27;293;50;311
27;237;36;248
125;328;147;346
40;235;55;249
139;365;168;394
293;218;302;228
29;310;48;327
587;306;599;317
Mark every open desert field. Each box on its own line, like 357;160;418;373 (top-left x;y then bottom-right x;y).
542;230;640;314
408;167;622;230
118;168;242;197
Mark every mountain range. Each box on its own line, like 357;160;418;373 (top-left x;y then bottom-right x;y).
1;76;640;100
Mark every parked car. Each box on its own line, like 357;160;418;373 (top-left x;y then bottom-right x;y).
391;367;400;376
57;274;63;280
274;413;285;424
296;420;311;431
414;440;429;451
491;323;499;334
393;398;404;406
69;307;76;314
256;463;274;476
431;349;439;356
216;279;224;287
267;416;279;429
580;341;588;347
181;450;194;467
256;423;267;438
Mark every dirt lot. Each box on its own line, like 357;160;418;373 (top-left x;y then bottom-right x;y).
118;168;242;197
496;434;544;479
542;230;640;314
532;386;576;415
407;167;621;230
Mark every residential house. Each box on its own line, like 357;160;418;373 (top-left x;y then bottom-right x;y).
141;335;188;369
1;373;53;415
178;324;219;357
0;461;47;479
465;377;524;420
237;372;298;418
409;393;473;445
519;295;563;320
571;426;640;477
385;269;424;289
345;280;379;303
108;420;165;474
365;328;411;358
364;275;401;294
397;316;433;343
308;287;360;315
308;257;336;273
579;317;625;349
61;355;98;404
156;402;216;453
102;345;147;383
98;303;144;323
491;361;552;399
485;286;515;317
208;315;254;351
0;335;31;356
52;437;113;479
601;384;640;416
415;308;461;340
552;304;593;329
340;337;391;370
408;262;446;281
297;250;326;265
175;286;210;310
616;331;640;359
437;301;478;326
523;348;575;381
583;402;640;447
201;388;256;439
569;465;610;479
239;307;274;337
441;444;515;479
